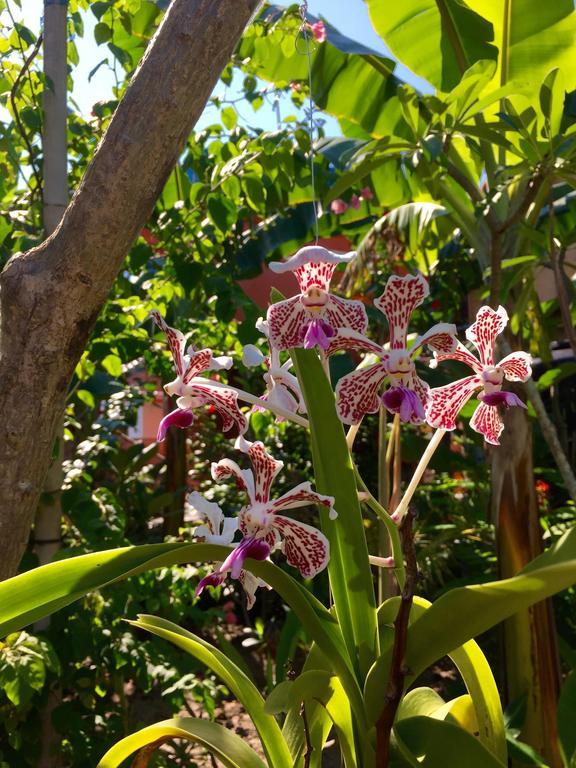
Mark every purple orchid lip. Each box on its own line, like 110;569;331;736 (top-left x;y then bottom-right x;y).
195;536;270;598
481;391;526;408
157;407;194;441
381;386;425;423
303;319;336;351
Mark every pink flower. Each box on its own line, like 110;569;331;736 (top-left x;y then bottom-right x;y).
426;306;532;445
290;81;302;93
350;194;361;210
360;186;374;201
309;20;326;43
266;245;368;351
330;198;348;215
192;440;336;607
328;273;457;424
151;312;247;440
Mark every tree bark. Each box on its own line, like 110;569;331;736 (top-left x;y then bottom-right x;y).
0;0;260;580
491;401;562;768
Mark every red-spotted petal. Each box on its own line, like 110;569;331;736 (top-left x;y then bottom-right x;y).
238;570;266;610
465;305;508;366
425;375;482;430
188;384;247;435
430;341;483;375
272;515;330;578
325;329;384;358
374;273;429;349
247;441;284;503
411;323;458;355
269;245;355;293
182;349;214;382
335;361;388;424
271;481;336;518
498;351;532;382
267;297;308;351
470;401;504;445
325;295;368;336
211;458;256;503
151;311;186;377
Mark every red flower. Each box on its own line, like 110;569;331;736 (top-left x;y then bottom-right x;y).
309;20;326;43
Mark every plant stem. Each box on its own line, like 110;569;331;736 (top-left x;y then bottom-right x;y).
354;466;405;590
394;429;446;523
188;377;310;428
375;509;418;767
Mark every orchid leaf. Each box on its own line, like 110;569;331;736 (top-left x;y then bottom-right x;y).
130;614;292;768
96;717;266;768
291;347;378;681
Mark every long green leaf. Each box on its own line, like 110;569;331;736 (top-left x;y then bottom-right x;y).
367;0;497;91
366;527;576;733
130;615;292;768
96;717;266;768
292;348;378;680
373;596;506;762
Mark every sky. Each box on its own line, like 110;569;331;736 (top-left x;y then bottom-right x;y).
14;0;431;135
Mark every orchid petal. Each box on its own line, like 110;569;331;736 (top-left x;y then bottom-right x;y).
335;361;388;424
324;295;368;337
242;344;266;368
426;375;482;430
411;322;458;356
188;492;225;537
325;328;384;358
374;273;429;349
429;341;483;374
157;408;194;441
219;536;271;580
271;481;336;519
470;401;504;445
181;349;214;383
267;380;300;418
207;355;234;371
272;516;330;579
238;570;267;610
150;311;187;377
186;383;247;435
255;317;270;337
498;351;532;382
382;386;426;424
211;458;256;505
269;245;356;293
247;441;284;503
481;390;527;408
303;318;336;350
267;296;308;351
465;305;508;366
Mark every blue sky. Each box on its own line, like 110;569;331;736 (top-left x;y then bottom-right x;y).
17;0;430;134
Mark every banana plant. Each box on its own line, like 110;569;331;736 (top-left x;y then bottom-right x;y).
1;247;576;766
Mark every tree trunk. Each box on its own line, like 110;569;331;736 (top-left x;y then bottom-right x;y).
491;401;562;768
163;396;187;537
0;0;260;580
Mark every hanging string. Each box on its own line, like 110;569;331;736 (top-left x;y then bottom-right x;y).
296;1;320;244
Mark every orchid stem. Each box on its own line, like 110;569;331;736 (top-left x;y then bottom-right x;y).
190;377;310;429
353;466;406;590
346;422;361;450
394;429;446;523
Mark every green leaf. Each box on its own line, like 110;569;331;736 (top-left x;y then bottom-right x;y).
394;717;506;767
539;68;565;137
101;354;122;378
97;717;267;768
131;615;292;768
221;106;237;130
367;0;497;91
291;348;378;681
94;22;112;44
207;195;238;232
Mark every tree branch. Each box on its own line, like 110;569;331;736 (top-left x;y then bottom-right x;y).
0;0;261;579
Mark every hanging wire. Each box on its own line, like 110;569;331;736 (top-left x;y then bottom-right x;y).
296;1;320;244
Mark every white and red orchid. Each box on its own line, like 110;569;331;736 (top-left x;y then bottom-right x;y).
151;311;247;440
189;491;265;609
242;318;306;421
266;245;367;351
331;273;457;424
426;305;532;445
195;439;335;604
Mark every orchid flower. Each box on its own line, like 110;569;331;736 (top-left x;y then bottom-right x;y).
266;245;368;351
242;318;306;420
189;492;265;609
426;305;532;445
330;273;457;424
195;438;336;604
151;311;247;440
